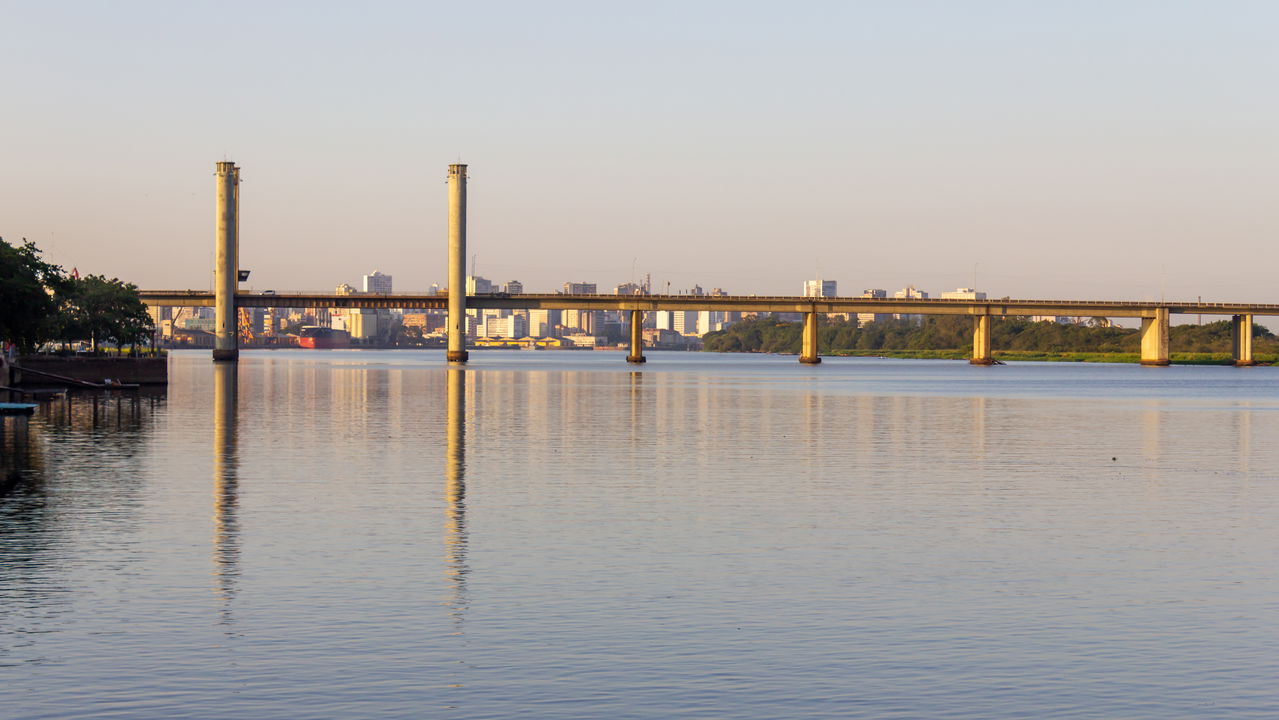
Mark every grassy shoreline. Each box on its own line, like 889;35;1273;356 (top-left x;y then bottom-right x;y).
825;349;1276;365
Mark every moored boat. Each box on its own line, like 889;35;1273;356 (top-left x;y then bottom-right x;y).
298;327;351;349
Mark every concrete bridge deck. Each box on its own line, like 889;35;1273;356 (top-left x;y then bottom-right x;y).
140;290;1275;368
138;290;1279;318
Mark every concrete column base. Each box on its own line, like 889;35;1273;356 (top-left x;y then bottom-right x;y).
1140;310;1170;367
799;356;822;365
969;358;996;366
626;355;647;364
447;351;469;363
212;349;239;362
1232;314;1254;366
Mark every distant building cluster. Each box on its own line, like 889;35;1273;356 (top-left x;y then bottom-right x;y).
152;269;405;348
147;269;1094;351
455;274;739;349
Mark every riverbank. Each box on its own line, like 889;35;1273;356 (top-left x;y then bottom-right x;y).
7;355;168;386
825;349;1277;365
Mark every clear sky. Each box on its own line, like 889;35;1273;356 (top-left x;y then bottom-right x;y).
3;1;1276;304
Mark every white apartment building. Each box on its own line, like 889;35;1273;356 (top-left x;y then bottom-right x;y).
563;282;597;295
940;287;986;300
528;309;555;338
857;289;890;325
483;314;528;338
654;310;703;336
362;270;392;294
803;278;837;297
893;285;928;322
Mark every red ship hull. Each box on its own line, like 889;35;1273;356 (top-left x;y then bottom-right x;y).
297;328;351;349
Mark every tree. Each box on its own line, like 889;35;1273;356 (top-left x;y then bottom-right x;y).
60;275;155;353
0;236;69;352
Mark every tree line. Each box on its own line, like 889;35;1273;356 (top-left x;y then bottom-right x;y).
702;315;1278;356
1;237;154;354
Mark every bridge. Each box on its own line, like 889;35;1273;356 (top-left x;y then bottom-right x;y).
140;162;1278;367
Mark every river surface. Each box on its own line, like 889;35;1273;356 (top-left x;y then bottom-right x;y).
2;350;1277;719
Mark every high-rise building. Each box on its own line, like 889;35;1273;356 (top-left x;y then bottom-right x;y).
363;270;392;294
803;278;837;297
467;276;493;295
528;309;556;338
698;310;733;334
857;289;890;325
656;310;701;336
501;280;524;295
563;282;597;295
940;287;986;300
562;309;596;333
893;285;929;323
484;314;528;338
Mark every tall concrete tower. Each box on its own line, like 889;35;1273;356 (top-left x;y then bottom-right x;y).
447;164;468;363
213;161;240;362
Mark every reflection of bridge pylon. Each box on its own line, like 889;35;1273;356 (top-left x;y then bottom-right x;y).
212;362;240;633
444;368;469;628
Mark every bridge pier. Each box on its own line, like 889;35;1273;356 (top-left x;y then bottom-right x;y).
970;314;994;365
1233;313;1255;366
212;162;240;362
626;310;646;363
800;310;821;364
1140;307;1170;366
447;164;469;363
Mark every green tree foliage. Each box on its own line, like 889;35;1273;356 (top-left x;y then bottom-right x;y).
59;275;155;352
0;236;69;352
1;237;155;354
1169;320;1276;353
703;315;1278;356
702;315;802;353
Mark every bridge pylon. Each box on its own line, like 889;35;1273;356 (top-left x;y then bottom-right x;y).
447;164;469;363
212;161;240;362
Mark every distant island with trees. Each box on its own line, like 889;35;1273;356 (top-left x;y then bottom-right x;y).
702;315;1278;364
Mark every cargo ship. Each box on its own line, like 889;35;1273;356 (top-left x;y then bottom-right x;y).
297;327;351;349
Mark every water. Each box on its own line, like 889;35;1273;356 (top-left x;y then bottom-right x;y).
2;350;1277;719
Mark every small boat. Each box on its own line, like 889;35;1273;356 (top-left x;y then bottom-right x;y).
0;402;38;416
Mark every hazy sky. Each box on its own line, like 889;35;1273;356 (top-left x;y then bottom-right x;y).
3;1;1277;304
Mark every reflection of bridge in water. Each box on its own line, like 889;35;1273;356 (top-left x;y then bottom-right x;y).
140;162;1279;367
209;361;472;631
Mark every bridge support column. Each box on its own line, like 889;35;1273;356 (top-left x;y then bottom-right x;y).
1140;307;1170;366
447;164;469;363
1233;314;1255;366
970;314;994;365
627;310;646;363
800;310;821;364
212;161;240;362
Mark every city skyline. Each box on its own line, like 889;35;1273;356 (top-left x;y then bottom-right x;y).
3;3;1277;305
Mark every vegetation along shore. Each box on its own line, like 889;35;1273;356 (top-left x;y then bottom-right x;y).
702;316;1278;364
